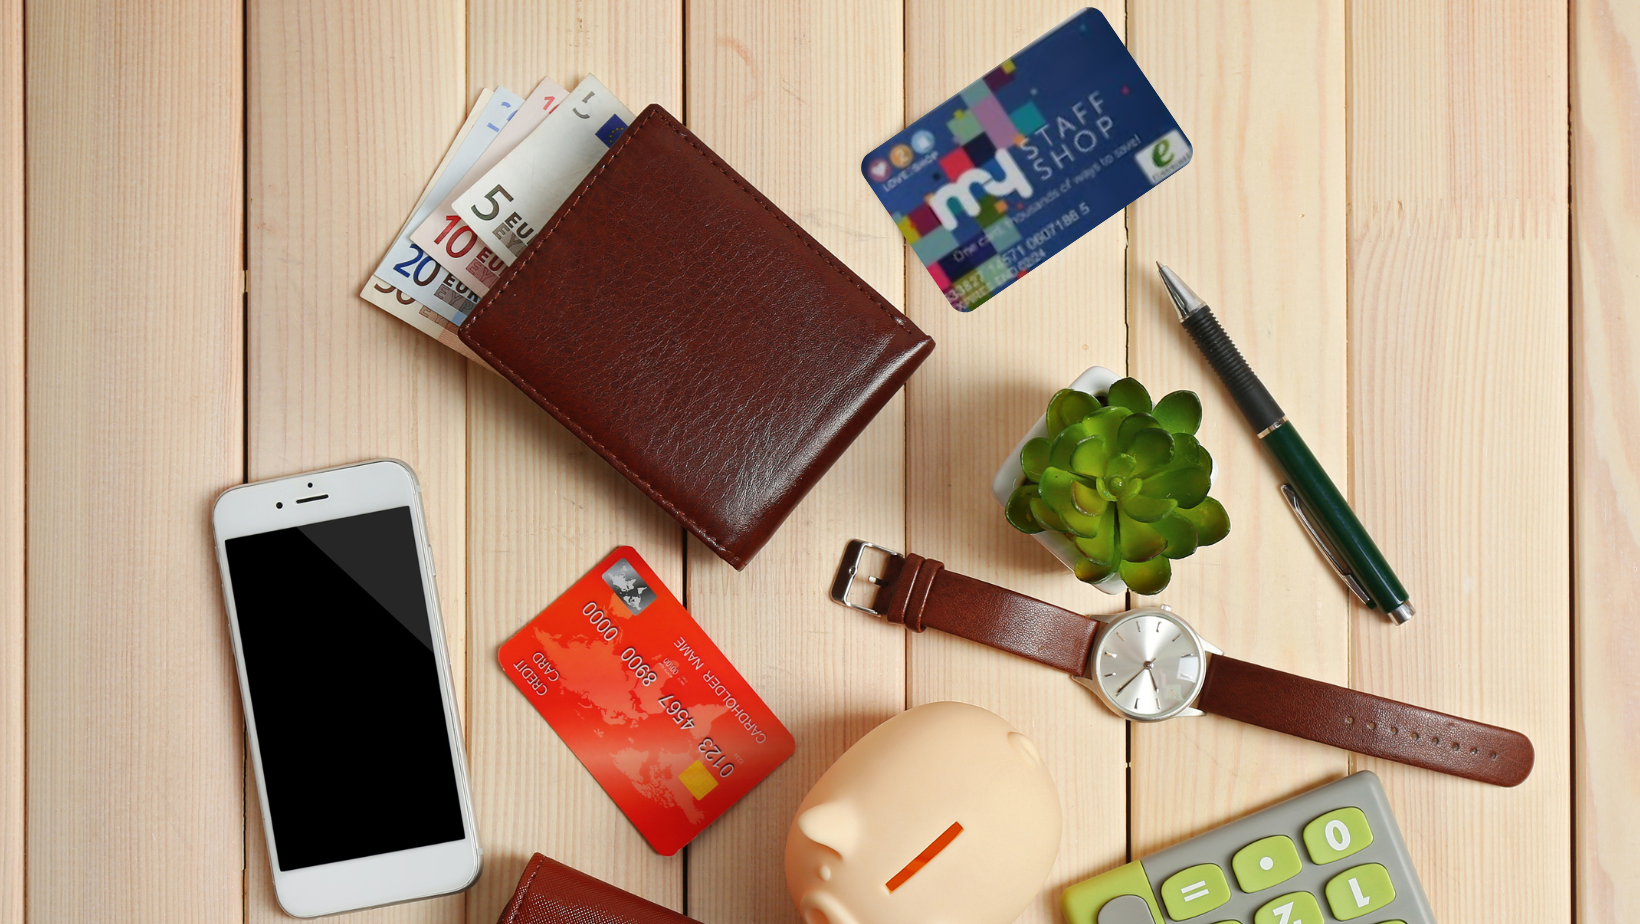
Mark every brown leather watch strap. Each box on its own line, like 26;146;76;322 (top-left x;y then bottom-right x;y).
870;552;1098;675
1197;655;1534;787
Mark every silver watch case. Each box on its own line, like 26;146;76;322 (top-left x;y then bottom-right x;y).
1073;605;1224;722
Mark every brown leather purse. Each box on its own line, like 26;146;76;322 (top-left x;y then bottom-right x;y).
495;854;698;924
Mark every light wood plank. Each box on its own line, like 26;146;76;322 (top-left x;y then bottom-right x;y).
1127;0;1350;855
683;3;906;920
1349;3;1571;921
243;2;470;921
1573;0;1640;920
0;0;22;919
902;2;1128;918
462;4;685;921
24;0;246;919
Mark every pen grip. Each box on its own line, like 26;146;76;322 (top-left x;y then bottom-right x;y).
1263;424;1409;611
1181;309;1284;433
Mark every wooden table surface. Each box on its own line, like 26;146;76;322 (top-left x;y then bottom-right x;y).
5;1;1638;922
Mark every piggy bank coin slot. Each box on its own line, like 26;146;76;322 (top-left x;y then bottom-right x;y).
885;821;964;892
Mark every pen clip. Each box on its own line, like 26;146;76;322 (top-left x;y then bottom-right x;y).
1280;483;1372;606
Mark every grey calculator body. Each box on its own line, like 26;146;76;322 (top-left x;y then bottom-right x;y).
1062;772;1436;924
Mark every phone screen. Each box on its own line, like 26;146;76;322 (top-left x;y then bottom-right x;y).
225;506;466;871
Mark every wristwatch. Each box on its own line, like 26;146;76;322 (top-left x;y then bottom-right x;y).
830;541;1533;787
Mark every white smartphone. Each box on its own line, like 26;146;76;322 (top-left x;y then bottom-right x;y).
212;459;481;917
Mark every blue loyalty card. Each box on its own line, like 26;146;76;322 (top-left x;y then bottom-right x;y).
862;8;1190;312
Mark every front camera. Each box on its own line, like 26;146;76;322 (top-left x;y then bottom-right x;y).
276;502;283;509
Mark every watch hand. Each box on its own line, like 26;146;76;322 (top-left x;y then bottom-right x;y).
1114;667;1149;697
1138;667;1162;709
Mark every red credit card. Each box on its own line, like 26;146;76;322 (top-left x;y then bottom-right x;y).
499;547;795;855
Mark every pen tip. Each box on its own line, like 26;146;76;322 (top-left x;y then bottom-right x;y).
1156;264;1207;318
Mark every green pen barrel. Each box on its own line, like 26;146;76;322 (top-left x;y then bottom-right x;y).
1261;423;1409;613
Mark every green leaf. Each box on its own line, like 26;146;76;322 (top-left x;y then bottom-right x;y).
1105;453;1138;479
1197;446;1213;478
1020;438;1051;482
1140;467;1211;508
1153;511;1199;559
1071;479;1109;516
1038;468;1102;537
1060;389;1099;427
1050;419;1098;469
1073;555;1117;584
1128;428;1173;472
1059;507;1102;538
1044;389;1073;437
1069;436;1111;478
1118;508;1168;562
1153;390;1203;435
1038;467;1078;513
1120;493;1178;522
1106;377;1153;413
1029;497;1067;533
1117;413;1161;451
1171;432;1202;465
1074;518;1116;565
1119;555;1172;595
1176;496;1230;545
1004;484;1043;534
1047;388;1099;437
1087;405;1133;445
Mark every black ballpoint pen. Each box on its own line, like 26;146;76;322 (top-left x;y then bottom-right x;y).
1157;263;1415;624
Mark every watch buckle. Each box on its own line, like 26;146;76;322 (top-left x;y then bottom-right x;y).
829;539;902;616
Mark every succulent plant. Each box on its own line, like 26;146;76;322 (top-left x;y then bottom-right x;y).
1004;377;1229;594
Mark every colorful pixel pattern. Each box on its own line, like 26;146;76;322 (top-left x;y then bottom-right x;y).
891;61;1045;311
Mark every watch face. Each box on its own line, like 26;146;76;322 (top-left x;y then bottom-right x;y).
1090;609;1207;720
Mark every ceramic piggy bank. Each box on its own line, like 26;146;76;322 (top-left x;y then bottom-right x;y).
784;701;1062;924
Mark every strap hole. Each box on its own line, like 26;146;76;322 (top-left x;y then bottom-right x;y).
1431;737;1440;745
1344;716;1355;724
1470;747;1479;755
1411;731;1420;739
1490;752;1498;760
1451;741;1460;750
1365;721;1376;730
1390;726;1399;735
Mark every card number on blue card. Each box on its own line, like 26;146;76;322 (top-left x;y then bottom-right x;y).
862;9;1190;311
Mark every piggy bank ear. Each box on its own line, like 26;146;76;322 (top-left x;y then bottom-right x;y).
1008;731;1044;769
796;801;860;858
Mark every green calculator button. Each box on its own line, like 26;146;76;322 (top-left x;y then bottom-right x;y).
1324;863;1396;920
1232;835;1302;892
1159;864;1230;920
1303;806;1374;864
1253;891;1323;924
1092;894;1153;924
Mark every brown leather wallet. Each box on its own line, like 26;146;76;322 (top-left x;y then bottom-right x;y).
461;105;935;569
495;854;698;924
835;543;1533;787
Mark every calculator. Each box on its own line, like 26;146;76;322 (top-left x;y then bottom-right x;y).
1062;772;1434;924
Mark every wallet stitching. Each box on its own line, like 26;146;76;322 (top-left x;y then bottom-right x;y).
464;106;927;565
